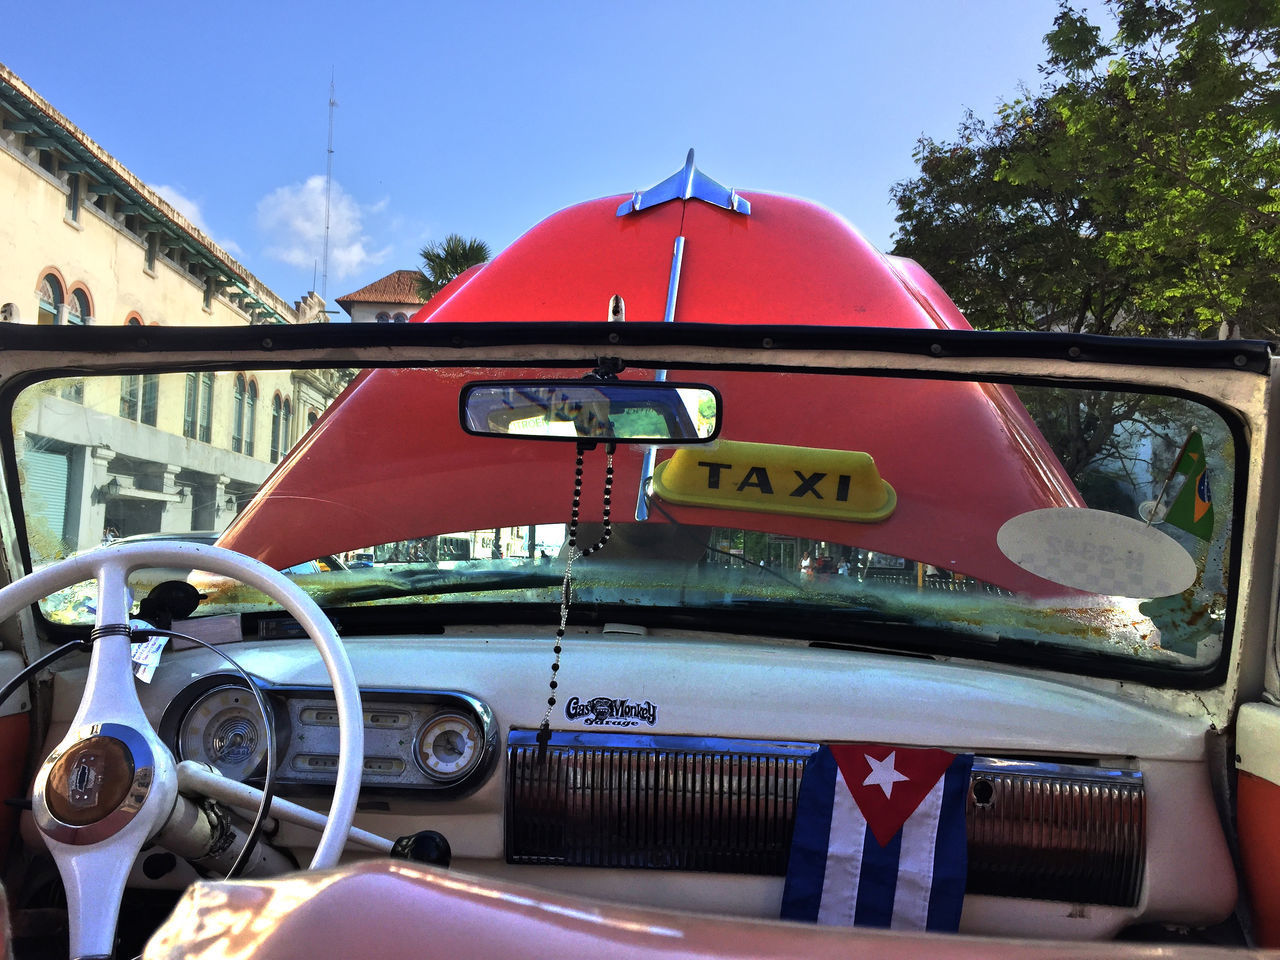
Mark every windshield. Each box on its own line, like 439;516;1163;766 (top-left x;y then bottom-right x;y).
11;364;1238;678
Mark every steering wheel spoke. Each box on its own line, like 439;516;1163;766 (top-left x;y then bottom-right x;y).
72;560;148;728
47;813;153;959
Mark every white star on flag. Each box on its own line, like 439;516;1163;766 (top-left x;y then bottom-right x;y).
863;750;910;798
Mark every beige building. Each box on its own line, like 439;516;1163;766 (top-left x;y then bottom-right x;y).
0;62;345;555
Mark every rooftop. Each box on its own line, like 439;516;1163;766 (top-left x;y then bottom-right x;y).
335;269;424;308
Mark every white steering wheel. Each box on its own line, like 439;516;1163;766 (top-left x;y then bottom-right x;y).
0;541;364;960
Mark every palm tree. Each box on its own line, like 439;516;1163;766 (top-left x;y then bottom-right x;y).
416;234;491;301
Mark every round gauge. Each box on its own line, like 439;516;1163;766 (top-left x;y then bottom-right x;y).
414;712;482;781
178;684;269;781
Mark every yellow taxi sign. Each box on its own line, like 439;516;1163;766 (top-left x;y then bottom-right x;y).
652;440;896;522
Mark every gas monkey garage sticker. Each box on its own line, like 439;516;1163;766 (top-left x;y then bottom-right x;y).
565;696;658;727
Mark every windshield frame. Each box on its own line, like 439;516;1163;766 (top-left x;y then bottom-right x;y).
0;323;1267;696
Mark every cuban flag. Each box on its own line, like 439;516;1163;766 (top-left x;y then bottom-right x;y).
781;744;972;931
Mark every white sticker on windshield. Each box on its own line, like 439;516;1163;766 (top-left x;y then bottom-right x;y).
997;507;1197;598
131;634;168;684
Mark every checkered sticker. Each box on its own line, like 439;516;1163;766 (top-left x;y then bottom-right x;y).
996;508;1196;598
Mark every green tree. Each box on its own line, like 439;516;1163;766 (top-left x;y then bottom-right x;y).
416;234;492;301
890;106;1143;336
891;0;1280;339
1037;0;1280;338
890;0;1280;494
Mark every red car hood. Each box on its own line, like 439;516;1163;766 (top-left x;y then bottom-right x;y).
220;186;1082;593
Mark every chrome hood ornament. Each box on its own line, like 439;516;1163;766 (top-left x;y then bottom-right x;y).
617;149;751;217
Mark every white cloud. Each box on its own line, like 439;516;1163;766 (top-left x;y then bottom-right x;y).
256;175;390;281
152;184;243;257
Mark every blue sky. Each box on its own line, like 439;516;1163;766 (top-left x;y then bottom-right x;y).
4;1;1068;312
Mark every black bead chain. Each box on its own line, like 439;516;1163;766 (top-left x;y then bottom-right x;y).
536;444;614;758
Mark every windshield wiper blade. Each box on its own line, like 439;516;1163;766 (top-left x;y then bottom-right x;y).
722;596;910;620
309;566;564;604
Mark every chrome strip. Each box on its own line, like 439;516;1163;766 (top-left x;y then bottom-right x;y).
635;236;685;521
663;236;686;326
507;729;814;757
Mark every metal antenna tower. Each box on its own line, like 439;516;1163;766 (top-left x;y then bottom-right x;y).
321;71;337;299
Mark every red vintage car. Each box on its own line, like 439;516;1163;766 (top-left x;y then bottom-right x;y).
0;154;1272;959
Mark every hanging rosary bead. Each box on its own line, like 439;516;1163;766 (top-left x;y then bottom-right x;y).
538;445;614;753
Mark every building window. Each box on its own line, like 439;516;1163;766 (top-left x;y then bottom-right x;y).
119;376;139;420
183;373;198;438
198;373;214;443
307;410;318;428
37;274;63;325
118;375;158;426
126;314;143;326
141;375;158;426
282;398;293;454
393;312;408;323
66;174;81;222
67;289;90;325
245;381;257;457
270;393;282;463
232;375;245;453
375;312;391;323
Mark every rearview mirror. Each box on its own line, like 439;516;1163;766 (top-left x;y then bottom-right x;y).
460;380;721;444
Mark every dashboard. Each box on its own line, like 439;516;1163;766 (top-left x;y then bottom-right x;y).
31;621;1239;941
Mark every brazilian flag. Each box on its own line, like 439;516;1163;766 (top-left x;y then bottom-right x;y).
1165;432;1213;540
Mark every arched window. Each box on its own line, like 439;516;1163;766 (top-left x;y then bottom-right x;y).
67;289;90;325
307;410;318;428
393;312;408;323
38;274;63;325
125;314;143;326
232;375;246;453
375;312;391;323
198;373;214;442
270;393;282;463
245;381;257;457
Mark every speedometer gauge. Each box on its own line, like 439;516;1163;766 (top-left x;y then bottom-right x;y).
414;712;481;780
179;684;269;781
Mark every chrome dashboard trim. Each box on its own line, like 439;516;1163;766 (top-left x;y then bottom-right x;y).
506;730;1146;906
160;675;498;797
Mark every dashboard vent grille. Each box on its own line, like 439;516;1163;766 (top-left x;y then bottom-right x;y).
506;732;1145;907
507;735;807;874
966;762;1145;906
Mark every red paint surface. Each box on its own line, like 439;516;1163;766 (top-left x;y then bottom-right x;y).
411;196;683;325
1239;770;1280;946
222;191;1080;592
